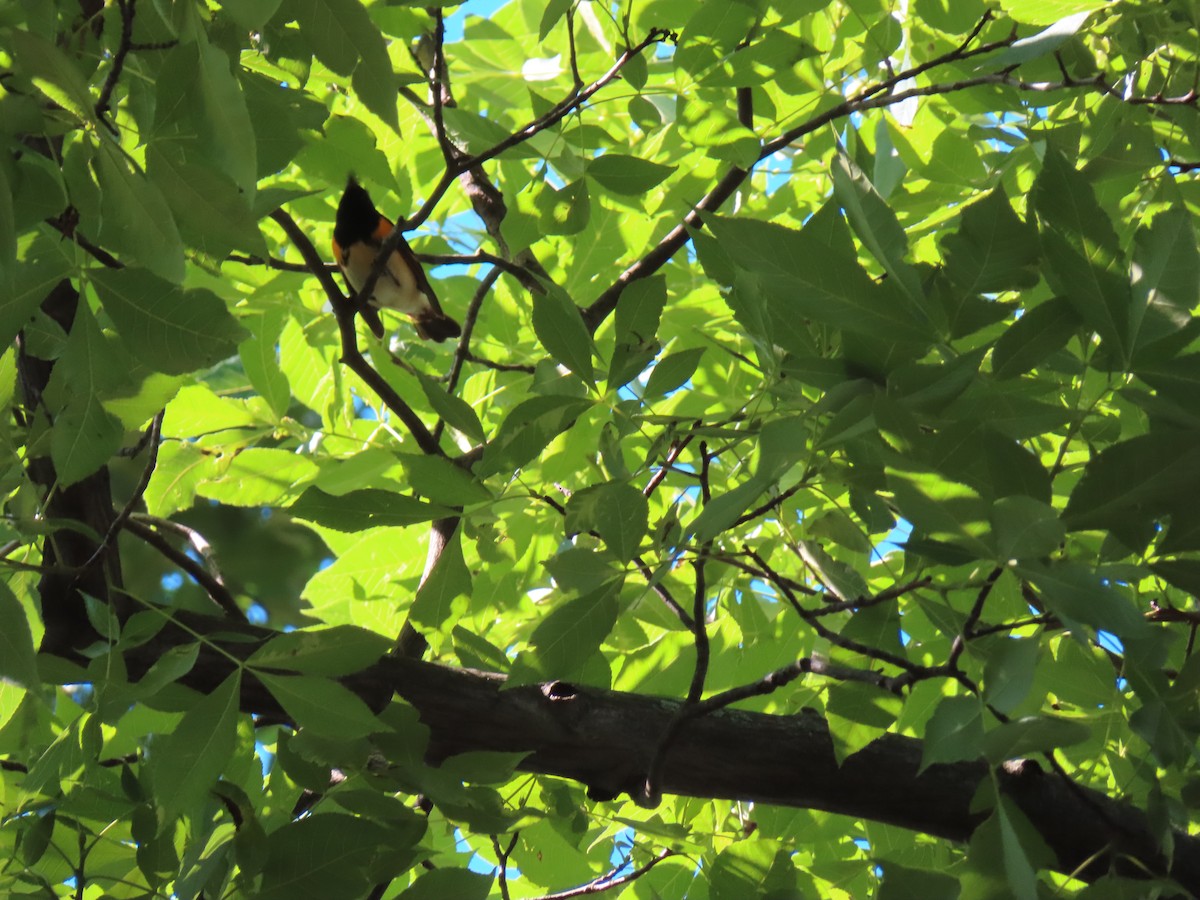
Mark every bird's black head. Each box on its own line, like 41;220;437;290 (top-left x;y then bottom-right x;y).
334;176;382;245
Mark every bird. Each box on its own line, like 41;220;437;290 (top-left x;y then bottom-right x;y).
331;176;462;342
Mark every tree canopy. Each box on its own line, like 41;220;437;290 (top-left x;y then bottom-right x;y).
4;0;1200;897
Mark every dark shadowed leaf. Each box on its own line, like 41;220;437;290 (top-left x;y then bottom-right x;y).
288;487;452;531
92;268;248;375
248;626;392;676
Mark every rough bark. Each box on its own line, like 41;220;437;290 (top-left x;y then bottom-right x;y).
109;623;1200;893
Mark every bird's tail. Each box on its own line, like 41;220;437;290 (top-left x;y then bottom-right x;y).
415;310;463;343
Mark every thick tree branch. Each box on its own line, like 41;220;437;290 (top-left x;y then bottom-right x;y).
109;627;1200;893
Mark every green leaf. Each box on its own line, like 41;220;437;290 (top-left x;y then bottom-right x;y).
148;671;241;824
535;179;590;236
1063;432;1200;540
543;546;624;597
686;476;770;545
608;276;666;388
993;8;1093;54
258;673;381;738
990;497;1064;561
147;149;267;258
914;422;1051;503
415;372;486;445
531;284;595;384
43;304;126;486
538;0;573;41
709;839;778;900
133;644;200;699
194;39;259;192
143;441;223;517
831;151;927;307
565;480;649;563
9;30;95;123
287;487;453;531
398;454;492;506
197;448;318;507
92;268;248;374
396;869;493;900
291;0;399;130
613;275;666;345
998;0;1106;25
239;309;291;418
0;580;38;689
1;238;71;351
587;154;676;196
1149;559;1200;597
796;540;869;603
248;626;392;676
1129;207;1197;360
982;638;1040;714
1034;149;1130;365
825;682;903;762
1017;561;1149;638
94;143;185;282
942;187;1039;294
478;396;593;478
258;814;402;900
521;587;619;680
440;750;530;785
981;715;1091;763
0;163;14;300
991;298;1079;379
888;471;992;558
705;214;933;344
919;695;984;772
963;801;1040;900
645;347;704;397
410;528;473;632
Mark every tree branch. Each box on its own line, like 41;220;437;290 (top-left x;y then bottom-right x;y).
112;629;1200;894
124;516;246;621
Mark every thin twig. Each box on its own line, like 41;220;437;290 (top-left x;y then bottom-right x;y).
582;15;1020;332
491;833;520;900
744;547;922;675
686;558;709;704
124;517;246;621
643;435;693;497
633;556;694;628
226;253;318;273
461;351;535;374
946;566;1003;670
566;4;584;91
84;410;163;571
269;208;442;456
733;483;804;527
445;267;503;395
641;650;907;805
95;0;137;132
46;211;123;269
352;27;672;314
531;849;675;900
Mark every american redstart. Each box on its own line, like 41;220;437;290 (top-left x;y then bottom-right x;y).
331;176;462;342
